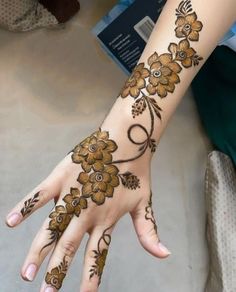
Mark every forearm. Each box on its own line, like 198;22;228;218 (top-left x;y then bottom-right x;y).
101;0;235;162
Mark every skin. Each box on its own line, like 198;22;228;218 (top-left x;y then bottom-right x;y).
5;0;236;291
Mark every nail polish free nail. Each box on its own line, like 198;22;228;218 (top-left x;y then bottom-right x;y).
6;212;21;226
25;264;37;281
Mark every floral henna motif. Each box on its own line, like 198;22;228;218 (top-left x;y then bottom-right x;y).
21;191;40;217
41;188;88;252
120;63;150;98
45;255;68;290
63;187;87;217
119;0;203;116
72;130;117;173
145;192;158;234
175;1;203;41
78;164;120;205
89;226;112;285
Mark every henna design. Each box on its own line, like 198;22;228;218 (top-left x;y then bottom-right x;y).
20;191;40;217
145;192;158;234
89;226;112;285
41;188;88;252
41;3;202;287
119;172;140;190
119;0;203;112
45;255;68;290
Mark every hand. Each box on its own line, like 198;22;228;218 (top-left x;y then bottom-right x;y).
5;127;170;292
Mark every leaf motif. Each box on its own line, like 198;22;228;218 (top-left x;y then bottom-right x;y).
175;0;192;17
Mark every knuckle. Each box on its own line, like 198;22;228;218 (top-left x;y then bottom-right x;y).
60;240;77;257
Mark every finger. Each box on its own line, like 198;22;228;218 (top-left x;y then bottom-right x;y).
39;215;88;292
5;177;61;228
80;224;115;292
130;192;171;258
20;187;77;283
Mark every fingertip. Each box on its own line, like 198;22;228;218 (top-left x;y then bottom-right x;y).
154;242;171;258
5;212;22;227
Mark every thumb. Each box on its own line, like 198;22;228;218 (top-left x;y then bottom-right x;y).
130;192;171;259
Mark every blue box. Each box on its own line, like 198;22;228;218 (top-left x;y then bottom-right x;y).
92;0;166;75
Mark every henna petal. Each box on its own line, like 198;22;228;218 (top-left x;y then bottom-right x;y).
78;172;89;184
146;83;157;95
93;161;104;172
165;82;175;93
149;75;160;86
168;72;180;84
168;42;178;55
82;182;93;196
104;165;119;176
161;66;172;76
182;57;192;68
179;39;190;50
130;86;141;98
159;53;172;65
150;61;162;71
92;192;106;205
148;52;159;66
192;20;203;31
186;12;197;23
186;47;196;57
79;197;88;209
106;184;114;197
93;182;107;192
156;84;167;98
168;61;182;73
188;30;199;41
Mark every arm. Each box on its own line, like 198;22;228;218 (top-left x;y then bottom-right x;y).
5;1;236;291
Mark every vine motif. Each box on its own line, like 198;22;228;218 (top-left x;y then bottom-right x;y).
145;192;158;234
89;226;112;285
20;191;40;217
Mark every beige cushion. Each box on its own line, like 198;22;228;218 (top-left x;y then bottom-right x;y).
205;151;236;292
0;0;58;32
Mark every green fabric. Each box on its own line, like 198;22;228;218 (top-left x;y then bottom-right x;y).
191;46;236;166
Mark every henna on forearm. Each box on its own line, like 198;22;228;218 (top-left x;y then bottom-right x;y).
89;226;112;285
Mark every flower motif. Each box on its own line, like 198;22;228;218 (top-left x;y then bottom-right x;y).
45;267;66;290
95;249;108;277
120;63;150;98
63;188;88;217
175;12;203;41
48;205;72;233
168;39;196;68
146;53;182;98
78;165;120;205
72;129;117;173
45;256;68;290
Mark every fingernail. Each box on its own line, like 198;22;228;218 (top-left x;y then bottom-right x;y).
158;242;171;255
6;212;22;227
45;287;55;292
25;264;37;281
